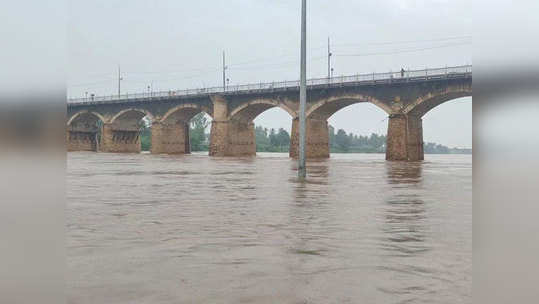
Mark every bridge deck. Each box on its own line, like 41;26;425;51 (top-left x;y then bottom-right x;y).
68;65;472;107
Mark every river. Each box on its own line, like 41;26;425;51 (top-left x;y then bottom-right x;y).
67;152;471;304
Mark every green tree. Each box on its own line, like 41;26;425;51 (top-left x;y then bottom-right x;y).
275;128;290;152
255;126;271;151
335;129;351;152
139;118;151;151
190;113;210;151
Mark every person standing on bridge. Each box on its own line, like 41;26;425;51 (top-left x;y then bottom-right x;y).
401;68;405;78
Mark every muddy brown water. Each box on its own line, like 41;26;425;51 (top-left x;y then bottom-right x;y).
67;152;471;304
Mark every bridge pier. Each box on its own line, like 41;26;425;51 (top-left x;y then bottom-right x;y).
209;120;255;156
226;120;256;156
386;114;424;161
151;121;190;154
208;96;256;156
100;123;141;153
290;117;330;158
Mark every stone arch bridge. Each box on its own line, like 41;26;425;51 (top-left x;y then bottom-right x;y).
67;65;472;161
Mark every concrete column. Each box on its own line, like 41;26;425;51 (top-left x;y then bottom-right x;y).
100;123;141;153
386;114;424;161
150;121;190;154
290;117;330;158
67;130;98;152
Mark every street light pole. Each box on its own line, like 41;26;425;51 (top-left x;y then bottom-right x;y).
222;51;227;92
298;0;307;179
327;37;332;82
118;65;122;98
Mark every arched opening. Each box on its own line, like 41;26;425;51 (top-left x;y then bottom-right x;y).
385;88;472;161
298;96;391;158
153;104;213;155
253;107;294;154
189;112;213;154
227;100;295;156
326;102;389;154
103;109;153;153
140;116;152;152
67;111;105;152
307;95;392;121
419;96;472;155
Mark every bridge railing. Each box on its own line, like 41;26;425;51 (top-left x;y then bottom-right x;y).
69;65;471;104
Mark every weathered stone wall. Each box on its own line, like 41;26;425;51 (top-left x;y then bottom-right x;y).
290;117;330;158
67;131;97;151
407;115;424;161
100;123;141;153
209;96;227;156
386;114;423;161
209;120;256;156
151;122;190;154
226;120;256;156
209;121;228;156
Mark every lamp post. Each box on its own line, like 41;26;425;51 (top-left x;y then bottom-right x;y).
328;37;332;82
298;0;307;179
118;65;123;98
222;51;227;92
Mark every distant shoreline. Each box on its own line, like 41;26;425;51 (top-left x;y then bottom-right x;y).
170;150;473;155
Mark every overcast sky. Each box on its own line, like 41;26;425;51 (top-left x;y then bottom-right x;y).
68;0;472;148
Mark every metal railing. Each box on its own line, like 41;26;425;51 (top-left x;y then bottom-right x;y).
68;65;471;105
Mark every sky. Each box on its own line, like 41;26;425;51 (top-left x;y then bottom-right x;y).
68;0;472;148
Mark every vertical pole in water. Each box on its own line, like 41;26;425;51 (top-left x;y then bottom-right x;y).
298;0;307;179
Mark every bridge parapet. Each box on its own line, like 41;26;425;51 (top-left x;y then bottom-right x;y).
68;65;471;105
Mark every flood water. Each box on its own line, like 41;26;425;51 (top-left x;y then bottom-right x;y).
67;152;471;304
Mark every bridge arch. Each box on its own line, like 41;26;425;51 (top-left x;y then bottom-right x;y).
403;86;472;118
151;104;213;155
66;111;105;152
110;108;154;125
218;99;296;157
160;103;213;124
386;86;472;161
67;110;105;127
228;99;296;122
98;108;155;153
306;94;392;120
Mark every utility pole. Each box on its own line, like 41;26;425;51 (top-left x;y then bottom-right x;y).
117;65;123;98
327;37;332;81
222;51;227;92
298;0;307;179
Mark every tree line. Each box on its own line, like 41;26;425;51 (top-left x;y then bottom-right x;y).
139;114;470;154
